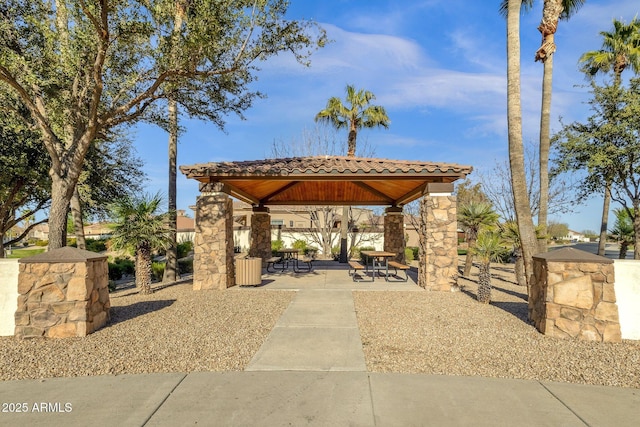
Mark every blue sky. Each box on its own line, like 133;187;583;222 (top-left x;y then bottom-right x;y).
132;0;640;233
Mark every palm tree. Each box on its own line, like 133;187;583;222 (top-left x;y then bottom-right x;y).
610;208;635;259
110;193;173;295
458;202;499;277
163;1;189;283
315;84;390;262
473;231;507;304
579;17;640;255
534;1;584;253
505;0;539;292
500;0;585;253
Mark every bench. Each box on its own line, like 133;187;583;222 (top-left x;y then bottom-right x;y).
348;261;372;282
387;261;410;281
295;256;314;272
266;256;283;273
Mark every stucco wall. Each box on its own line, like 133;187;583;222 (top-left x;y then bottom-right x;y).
614;260;640;340
0;259;19;336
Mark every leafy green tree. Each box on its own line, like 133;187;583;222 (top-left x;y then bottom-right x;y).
578;17;640;255
315;84;390;263
473;231;507;304
0;100;50;257
458;202;499;277
109;193;173;295
455;179;490;208
610;208;634;259
547;221;569;240
0;0;326;250
553;79;640;259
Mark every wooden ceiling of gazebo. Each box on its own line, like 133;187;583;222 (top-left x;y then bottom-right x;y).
180;156;473;207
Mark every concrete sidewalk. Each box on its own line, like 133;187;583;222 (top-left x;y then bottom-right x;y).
1;267;639;426
1;372;638;426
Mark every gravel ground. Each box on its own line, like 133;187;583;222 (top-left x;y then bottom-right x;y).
2;262;639;388
0;283;294;381
354;263;640;388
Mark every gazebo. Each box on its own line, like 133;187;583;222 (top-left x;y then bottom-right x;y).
180;156;472;291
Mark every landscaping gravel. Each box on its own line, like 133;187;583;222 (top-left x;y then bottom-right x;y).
1;263;639;389
0;283;294;381
354;269;640;388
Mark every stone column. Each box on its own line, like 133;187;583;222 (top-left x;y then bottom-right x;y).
384;206;405;263
529;247;621;342
249;206;272;267
15;247;110;339
418;183;457;291
193;182;235;290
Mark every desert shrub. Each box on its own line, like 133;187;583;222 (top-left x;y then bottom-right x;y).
85;238;107;252
108;280;117;292
177;241;193;259
108;263;123;281
409;247;419;261
404;248;414;262
178;258;193;274
113;257;135;275
35;240;48;247
271;239;284;254
151;262;165;281
292;239;307;252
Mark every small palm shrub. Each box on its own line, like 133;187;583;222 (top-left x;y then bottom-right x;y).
473;231;507;304
109;193;172;295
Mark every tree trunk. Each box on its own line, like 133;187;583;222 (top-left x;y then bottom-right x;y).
514;250;527;287
477;262;491;303
634;201;640;260
598;184;611;256
48;174;76;249
463;238;475;277
163;98;178;282
537;53;553;253
619;242;628;259
136;244;153;294
0;232;5;258
339;205;348;262
507;0;538;293
70;187;86;250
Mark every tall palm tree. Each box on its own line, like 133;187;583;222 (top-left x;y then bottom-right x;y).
506;0;539;292
110;193;173;295
473;231;507;304
458;202;499;277
500;0;585;254
163;0;189;283
534;0;585;253
315;84;389;262
579;17;640;255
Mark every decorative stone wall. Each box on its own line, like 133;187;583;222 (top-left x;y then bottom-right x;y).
384;207;405;263
249;207;272;266
193;183;235;290
418;184;457;291
14;247;110;339
529;247;621;342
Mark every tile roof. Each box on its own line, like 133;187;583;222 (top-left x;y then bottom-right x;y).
180;156;472;178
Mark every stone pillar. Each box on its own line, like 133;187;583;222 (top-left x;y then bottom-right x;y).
529;247;621;342
193;182;235;290
249;206;272;267
384;206;405;263
14;247;110;339
418;183;457;291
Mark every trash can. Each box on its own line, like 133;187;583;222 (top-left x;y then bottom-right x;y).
236;257;262;286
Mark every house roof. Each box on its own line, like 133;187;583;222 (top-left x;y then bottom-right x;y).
181;156;472;207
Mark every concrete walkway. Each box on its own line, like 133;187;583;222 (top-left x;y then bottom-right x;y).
1;263;639;426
